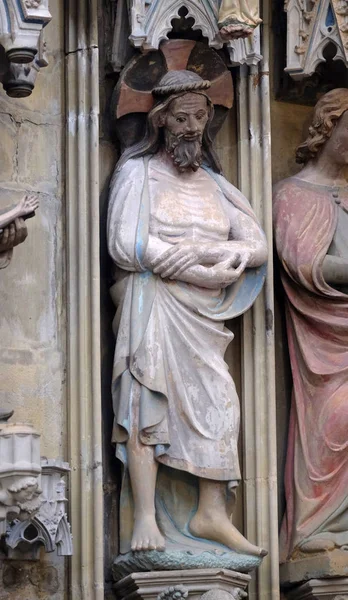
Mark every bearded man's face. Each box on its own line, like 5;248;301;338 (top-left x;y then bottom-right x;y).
163;93;210;172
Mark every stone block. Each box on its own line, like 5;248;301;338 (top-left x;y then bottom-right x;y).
0;114;18;184
17;123;61;193
280;551;348;587
114;568;250;600
285;577;348;600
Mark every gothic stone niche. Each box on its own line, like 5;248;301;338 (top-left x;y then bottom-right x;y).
284;0;348;80
127;0;222;51
112;0;261;75
108;40;268;586
273;0;348;104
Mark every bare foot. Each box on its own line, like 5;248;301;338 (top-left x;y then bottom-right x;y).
299;539;335;553
189;511;267;557
131;513;165;552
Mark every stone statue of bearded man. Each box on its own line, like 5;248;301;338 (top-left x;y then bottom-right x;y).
108;70;268;568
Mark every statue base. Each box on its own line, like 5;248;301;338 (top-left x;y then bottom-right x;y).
284;577;348;600
280;550;348;586
114;568;250;600
113;549;261;581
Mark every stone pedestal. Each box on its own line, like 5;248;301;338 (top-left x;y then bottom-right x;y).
280;551;348;587
114;568;250;600
285;578;348;600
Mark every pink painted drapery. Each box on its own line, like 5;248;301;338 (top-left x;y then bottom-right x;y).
274;177;348;561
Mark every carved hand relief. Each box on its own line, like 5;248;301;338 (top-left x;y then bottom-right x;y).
0;195;38;268
108;42;268;578
274;89;348;564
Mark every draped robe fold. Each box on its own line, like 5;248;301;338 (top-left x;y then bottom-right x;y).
108;155;266;553
274;177;348;562
218;0;262;29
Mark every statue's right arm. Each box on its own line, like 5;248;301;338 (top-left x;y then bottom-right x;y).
0;195;38;230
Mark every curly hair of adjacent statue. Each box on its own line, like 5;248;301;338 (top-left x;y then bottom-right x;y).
296;88;348;164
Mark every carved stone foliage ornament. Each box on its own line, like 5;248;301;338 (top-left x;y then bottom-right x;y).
157;586;188;600
285;0;348;79
0;423;42;537
6;459;73;558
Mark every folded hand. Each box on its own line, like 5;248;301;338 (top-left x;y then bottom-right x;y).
152;242;207;278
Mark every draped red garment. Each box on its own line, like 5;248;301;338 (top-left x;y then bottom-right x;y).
273;177;348;562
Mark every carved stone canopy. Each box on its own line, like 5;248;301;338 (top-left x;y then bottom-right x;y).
127;0;222;51
6;458;73;559
112;0;261;75
0;0;51;64
285;0;348;80
0;423;42;536
0;0;51;97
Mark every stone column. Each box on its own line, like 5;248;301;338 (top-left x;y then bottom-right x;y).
236;1;279;598
65;1;104;598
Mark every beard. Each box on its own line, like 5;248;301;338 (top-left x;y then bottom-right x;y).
164;130;203;172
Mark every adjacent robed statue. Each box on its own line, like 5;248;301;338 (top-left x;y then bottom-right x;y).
274;89;348;561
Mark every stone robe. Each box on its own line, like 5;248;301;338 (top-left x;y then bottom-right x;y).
274;177;348;562
108;154;266;553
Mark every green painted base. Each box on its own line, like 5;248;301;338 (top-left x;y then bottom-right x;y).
113;548;262;581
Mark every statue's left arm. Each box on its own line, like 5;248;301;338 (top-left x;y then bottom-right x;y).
152;182;267;281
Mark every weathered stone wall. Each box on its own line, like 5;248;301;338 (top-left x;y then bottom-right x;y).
0;1;67;598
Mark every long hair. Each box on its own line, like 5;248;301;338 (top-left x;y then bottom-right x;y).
116;92;222;173
296;88;348;164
